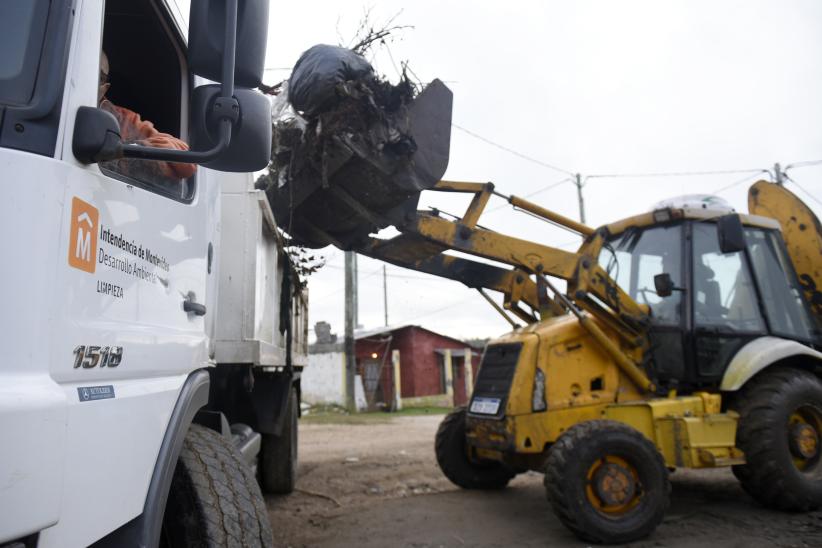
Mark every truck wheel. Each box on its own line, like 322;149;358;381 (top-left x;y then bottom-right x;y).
731;366;822;511
435;407;514;489
162;424;273;548
543;420;669;544
261;386;298;494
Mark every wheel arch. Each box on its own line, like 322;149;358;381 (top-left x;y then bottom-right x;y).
90;369;210;548
720;336;822;392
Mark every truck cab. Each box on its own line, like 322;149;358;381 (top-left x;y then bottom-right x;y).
0;2;298;546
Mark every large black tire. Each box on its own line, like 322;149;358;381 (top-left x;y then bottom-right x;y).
161;424;273;548
543;420;670;544
260;386;298;494
731;366;822;511
435;408;514;490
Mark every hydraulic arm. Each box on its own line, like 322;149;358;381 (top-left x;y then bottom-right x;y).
353;180;656;392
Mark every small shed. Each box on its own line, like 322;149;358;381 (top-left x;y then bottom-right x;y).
355;325;483;410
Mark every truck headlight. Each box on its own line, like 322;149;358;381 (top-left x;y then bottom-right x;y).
532;368;546;412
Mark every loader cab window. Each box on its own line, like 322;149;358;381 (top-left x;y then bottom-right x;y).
599;224;683;326
99;0;194;201
745;228;815;341
691;222;765;332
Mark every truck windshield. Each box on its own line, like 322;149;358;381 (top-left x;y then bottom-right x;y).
0;0;50;106
599;224;683;325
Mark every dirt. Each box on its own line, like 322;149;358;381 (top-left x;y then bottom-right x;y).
265;414;822;548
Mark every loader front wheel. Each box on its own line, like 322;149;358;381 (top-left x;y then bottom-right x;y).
435;408;514;489
543;420;669;544
161;424;273;548
732;366;822;511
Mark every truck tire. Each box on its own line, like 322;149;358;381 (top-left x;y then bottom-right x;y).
731;366;822;511
161;424;273;548
261;386;298;494
435;407;514;490
543;420;670;544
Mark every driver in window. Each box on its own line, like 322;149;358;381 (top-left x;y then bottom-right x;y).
97;51;196;183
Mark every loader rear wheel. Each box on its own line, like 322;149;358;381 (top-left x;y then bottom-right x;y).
731;366;822;511
261;386;298;494
161;424;273;548
543;420;669;544
435;408;514;489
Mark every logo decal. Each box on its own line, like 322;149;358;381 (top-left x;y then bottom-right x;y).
77;385;115;402
68;197;99;273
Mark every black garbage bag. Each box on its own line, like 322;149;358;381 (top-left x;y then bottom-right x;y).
288;44;375;117
259;47;453;250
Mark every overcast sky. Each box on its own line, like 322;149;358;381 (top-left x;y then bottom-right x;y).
259;0;822;342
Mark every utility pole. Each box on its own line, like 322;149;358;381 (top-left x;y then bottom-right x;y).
352;253;359;328
774;163;785;186
383;264;388;327
344;250;356;412
574;173;586;224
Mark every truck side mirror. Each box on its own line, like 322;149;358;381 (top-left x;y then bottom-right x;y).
190;85;272;172
717;214;746;254
654;273;674;298
72;0;273;172
188;0;268;87
72;106;122;164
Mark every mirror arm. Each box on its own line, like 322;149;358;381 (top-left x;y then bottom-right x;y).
121;120;232;163
119;0;239;166
220;0;238;99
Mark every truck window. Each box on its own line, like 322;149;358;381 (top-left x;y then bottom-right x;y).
98;0;195;202
745;228;815;341
0;1;49;106
692;222;765;332
599;225;683;326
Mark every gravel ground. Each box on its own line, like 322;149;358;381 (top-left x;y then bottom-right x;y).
265;414;822;548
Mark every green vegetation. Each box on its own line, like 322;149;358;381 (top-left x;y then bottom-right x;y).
301;405;451;425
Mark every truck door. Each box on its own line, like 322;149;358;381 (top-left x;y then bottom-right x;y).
39;2;217;545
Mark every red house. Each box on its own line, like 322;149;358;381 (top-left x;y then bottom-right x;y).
354;325;483;410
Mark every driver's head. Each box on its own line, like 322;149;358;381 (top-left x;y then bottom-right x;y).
98;51;110;103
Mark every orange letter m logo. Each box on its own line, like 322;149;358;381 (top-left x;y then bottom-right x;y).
68;197;99;273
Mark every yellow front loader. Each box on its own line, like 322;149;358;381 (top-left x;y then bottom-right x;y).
344;179;822;543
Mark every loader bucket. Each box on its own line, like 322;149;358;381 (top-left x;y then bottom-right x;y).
267;79;453;249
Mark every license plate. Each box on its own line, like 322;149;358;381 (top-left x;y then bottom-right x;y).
470;397;501;415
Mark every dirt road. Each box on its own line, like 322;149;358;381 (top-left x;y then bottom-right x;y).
265;414;822;547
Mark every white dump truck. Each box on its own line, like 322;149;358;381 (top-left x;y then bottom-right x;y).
0;1;305;546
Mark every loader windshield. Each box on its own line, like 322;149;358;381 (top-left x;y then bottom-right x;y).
599;225;683;325
0;0;49;106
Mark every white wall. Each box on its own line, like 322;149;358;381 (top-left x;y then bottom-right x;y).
303;352;344;405
302;351;367;410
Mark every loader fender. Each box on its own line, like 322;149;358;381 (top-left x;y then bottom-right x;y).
91;369;210;548
720;336;822;391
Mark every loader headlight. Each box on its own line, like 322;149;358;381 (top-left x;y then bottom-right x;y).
532;368;546;412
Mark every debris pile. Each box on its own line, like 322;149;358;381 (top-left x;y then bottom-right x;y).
258;44;453;249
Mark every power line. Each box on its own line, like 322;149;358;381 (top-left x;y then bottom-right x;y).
710;170;771;195
486;177;572;213
451;122;575;176
785;159;822;171
397;296;477;323
587;167;768;180
784;175;822;208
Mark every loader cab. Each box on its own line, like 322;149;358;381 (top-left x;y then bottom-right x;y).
600;206;817;391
